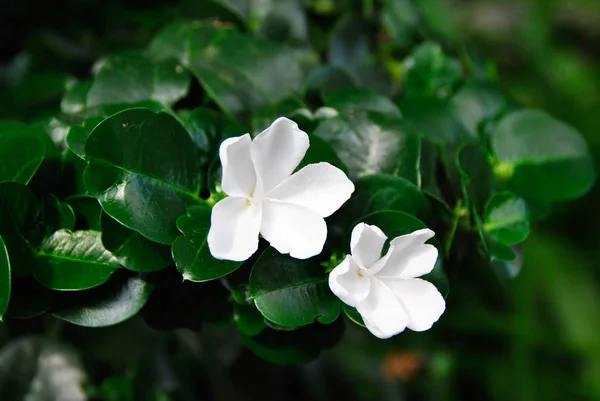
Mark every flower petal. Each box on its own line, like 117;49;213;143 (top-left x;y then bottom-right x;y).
267;162;355;217
328;255;370;307
384;278;445;331
251;117;309;193
374;229;438;278
220;134;256;197
207;197;262;261
260;200;326;259
350;223;387;269
356;279;408;339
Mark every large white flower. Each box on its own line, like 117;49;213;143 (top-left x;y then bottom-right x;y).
207;117;355;261
329;223;446;339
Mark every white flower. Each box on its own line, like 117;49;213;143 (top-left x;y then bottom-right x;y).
207;117;355;262
329;223;446;339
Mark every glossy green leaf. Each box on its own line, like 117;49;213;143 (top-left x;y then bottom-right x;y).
0;182;41;277
314;111;420;182
296;134;348;174
148;21;313;118
84;108;201;245
240;318;344;364
234;303;266;336
101;213;172;273
484;191;530;246
451;82;515;137
172;205;242;282
66;195;102;230
87;52;190;108
400;96;473;146
403;42;462;98
0;337;86;401
357;210;449;297
66;117;104;159
474;213;516;263
61;80;92;114
0;122;44;184
52;271;154;327
249;248;340;328
41;195;76;234
491;110;595;201
5;277;55;319
33;230;121;291
325;87;401;117
457;144;494;213
0;236;10;320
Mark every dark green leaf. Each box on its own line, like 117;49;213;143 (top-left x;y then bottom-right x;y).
403;42;462;98
258;1;308;46
251;96;310;134
249;248;340;328
240;318;344;364
41;195;76;234
33;230;121;291
0;336;86;401
178;0;247;30
325;87;401;117
66;117;104;159
234;303;266;336
84;108;201;245
52;271;154;327
33;117;70;152
296;134;348;174
172;204;241;281
0;121;44;184
5;277;55;319
474;213;515;263
0;236;10;320
101;213;172;273
314;111;420;181
87;52;190;108
148;21;314;118
457;144;494;213
0;182;41;277
490;110;595;201
342;303;365;327
483;191;530;246
302;65;356;99
61;80;92;115
358;210;449;297
491;245;523;280
66;195;102;230
381;0;419;48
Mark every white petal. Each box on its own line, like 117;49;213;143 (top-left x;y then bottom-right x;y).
384;278;445;332
220;134;256;197
207;197;262;261
251;117;309;193
267;162;355;217
349;223;387;269
356;279;408;339
328;255;371;307
260;200;326;259
374;229;438;278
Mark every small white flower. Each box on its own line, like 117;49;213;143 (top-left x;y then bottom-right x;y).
207;117;355;262
329;223;446;339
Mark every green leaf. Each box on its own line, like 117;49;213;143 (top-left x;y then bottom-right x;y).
483;191;530;246
5;277;55;319
381;0;419;48
0;337;86;401
474;213;515;263
357;210;449;297
66;117;104;159
251;96;311;134
52;271;154;327
84;108;201;245
302;65;356;99
0;121;44;184
33;230;121;291
451;82;515;137
249;248;340;328
41;195;76;234
402;42;462;98
172;205;241;281
0;182;41;277
258;1;309;46
314;111;420;182
148;21;313;118
491;245;523;281
342;303;365;327
457;144;494;213
87;52;190;108
240;318;344;364
101;213;172;273
66;195;102;230
296;134;348;175
61;80;92;114
234;303;266;336
490;110;595;201
33;117;71;152
0;236;10;320
325;87;401;117
400;96;473;146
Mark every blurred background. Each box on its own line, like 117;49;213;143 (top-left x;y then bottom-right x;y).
1;0;599;400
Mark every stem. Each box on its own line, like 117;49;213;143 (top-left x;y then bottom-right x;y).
444;199;463;259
